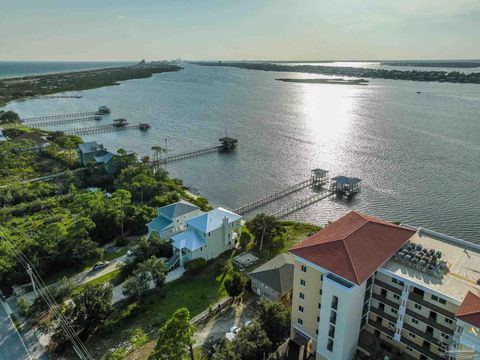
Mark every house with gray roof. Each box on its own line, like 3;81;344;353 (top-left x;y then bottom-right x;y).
249;253;295;305
147;200;203;240
76;141;105;166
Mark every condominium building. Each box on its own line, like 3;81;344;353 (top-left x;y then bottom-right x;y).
289;211;480;360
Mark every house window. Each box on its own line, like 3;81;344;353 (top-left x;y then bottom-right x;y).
329;324;335;338
299;292;305;300
319;289;323;295
391;308;398;314
316;329;318;335
317;316;320;322
298;318;303;325
318;303;321;309
300;279;306;286
301;265;307;273
445;318;453;325
414;304;422;310
331;296;338;310
411;319;419;325
409;332;416;338
299;305;304;313
320;275;324;281
393;294;400;300
389;322;396;328
406;346;413;352
208;232;211;237
431;294;447;305
327;339;334;352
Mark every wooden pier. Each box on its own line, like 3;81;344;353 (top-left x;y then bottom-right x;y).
234;170;362;218
271;188;335;219
152;137;238;168
27;116;100;128
64;123;148;136
21;111;97;123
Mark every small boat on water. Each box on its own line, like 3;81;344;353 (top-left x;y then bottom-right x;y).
97;105;111;115
416;91;422;94
113;118;129;127
94;115;102;121
139;123;151;130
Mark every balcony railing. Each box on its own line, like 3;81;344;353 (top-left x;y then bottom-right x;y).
368;318;395;337
374;279;403;295
405;309;454;335
408;292;456;320
403;322;447;346
400;336;446;360
372;292;400;310
370;304;398;324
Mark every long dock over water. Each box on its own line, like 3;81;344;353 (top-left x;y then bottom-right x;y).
64;124;147;136
234;169;362;218
21;111;97;123
27;116;100;128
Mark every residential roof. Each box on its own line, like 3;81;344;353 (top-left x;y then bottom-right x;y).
12;132;49;145
147;216;174;233
171;229;206;251
94;150;115;164
383;228;480;303
77;141;103;154
158;200;200;220
250;253;294;295
290;211;415;285
187;207;242;233
456;291;480;328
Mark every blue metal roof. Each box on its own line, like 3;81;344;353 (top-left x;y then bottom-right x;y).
147;216;173;233
171;229;206;251
187;207;242;233
158;200;200;220
94;151;115;164
77;141;102;154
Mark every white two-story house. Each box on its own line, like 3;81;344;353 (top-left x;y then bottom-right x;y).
170;207;242;266
146;200;203;239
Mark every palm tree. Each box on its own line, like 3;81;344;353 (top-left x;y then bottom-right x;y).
151;145;167;170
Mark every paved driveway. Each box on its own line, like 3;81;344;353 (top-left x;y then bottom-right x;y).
0;300;32;360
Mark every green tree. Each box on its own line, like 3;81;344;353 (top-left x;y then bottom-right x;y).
257;299;290;347
149;308;195;360
245;213;285;253
211;338;238;360
123;269;151;301
67;283;113;334
138;256;166;288
232;321;272;360
224;272;246;298
0;110;20;123
112;189;132;239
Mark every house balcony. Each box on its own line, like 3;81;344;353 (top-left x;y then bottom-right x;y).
372;292;400;310
368;318;395;338
403;322;448;347
370;304;398;324
405;309;454;335
374;279;403;296
408;292;456;320
400;336;446;360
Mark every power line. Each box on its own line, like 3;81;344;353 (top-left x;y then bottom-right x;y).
0;230;94;360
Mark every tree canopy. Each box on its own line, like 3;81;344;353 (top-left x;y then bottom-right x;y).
245;213;286;253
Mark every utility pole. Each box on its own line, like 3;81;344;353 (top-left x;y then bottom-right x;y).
27;265;38;299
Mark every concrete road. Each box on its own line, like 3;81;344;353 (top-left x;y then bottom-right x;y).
0;300;32;360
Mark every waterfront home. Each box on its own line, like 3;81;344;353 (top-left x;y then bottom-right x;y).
249;253;294;306
94;149;117;174
170;207;242;266
147;200;203;239
12;132;50;152
76;141;105;166
288;211;480;360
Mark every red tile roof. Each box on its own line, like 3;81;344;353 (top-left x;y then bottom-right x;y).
456;291;480;328
290;211;415;285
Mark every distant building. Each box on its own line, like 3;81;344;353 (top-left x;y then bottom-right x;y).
288;211;480;360
147;200;203;239
250;253;294;306
12;132;50;152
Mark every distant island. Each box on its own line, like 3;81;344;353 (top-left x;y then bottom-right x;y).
0;61;182;107
191;62;480;84
381;61;480;68
276;78;368;85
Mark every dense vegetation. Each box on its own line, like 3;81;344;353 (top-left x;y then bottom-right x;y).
0;123;211;293
193;61;480;84
0;64;181;106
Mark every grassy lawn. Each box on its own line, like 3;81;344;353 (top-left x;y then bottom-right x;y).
72;269;121;296
85;261;228;359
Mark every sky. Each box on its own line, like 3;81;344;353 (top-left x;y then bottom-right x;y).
1;0;479;61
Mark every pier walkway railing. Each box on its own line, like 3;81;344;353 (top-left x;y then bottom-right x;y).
21;111;97;122
271;188;335;219
27;116;99;128
234;178;323;215
158;145;221;164
64;124;144;136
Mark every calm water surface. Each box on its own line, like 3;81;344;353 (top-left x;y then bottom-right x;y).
4;64;480;242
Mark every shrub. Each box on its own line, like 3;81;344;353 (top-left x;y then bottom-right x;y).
238;231;252;249
184;258;207;275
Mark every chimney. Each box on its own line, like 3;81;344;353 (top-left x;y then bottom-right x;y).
223;216;229;246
